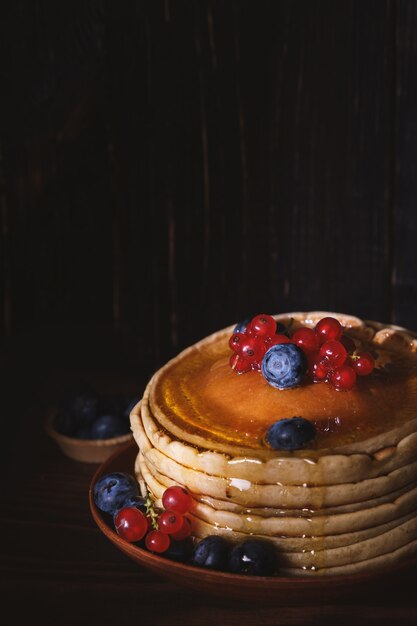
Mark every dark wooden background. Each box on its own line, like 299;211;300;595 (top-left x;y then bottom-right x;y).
2;3;417;623
2;0;417;442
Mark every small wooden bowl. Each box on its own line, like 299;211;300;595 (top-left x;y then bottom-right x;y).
45;411;133;463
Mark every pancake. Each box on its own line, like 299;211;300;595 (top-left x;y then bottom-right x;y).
137;452;417;536
130;311;417;575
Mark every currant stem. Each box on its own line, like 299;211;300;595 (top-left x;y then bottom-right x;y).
145;493;160;530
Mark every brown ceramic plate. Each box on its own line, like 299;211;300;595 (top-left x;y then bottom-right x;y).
89;441;416;604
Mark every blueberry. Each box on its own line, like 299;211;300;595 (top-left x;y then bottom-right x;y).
118;493;147;511
192;535;230;571
55;384;100;438
90;414;130;439
112;493;147;518
228;539;276;576
165;538;194;563
64;385;100;426
233;317;251;334
93;472;140;516
261;343;307;389
265;417;316;450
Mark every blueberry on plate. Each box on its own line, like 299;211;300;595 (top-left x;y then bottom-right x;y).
191;535;230;571
93;472;140;516
164;538;194;563
90;414;130;439
112;494;147;520
261;343;307;389
228;539;276;576
265;416;316;451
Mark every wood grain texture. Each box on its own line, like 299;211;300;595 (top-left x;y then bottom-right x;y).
105;0;398;366
4;7;417;621
392;0;417;328
3;0;417;370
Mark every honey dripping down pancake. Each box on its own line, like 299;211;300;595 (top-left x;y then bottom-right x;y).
130;311;417;575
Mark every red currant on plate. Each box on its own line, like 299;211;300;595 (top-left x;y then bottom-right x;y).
169;516;192;540
315;317;343;343
162;486;193;515
114;506;149;542
145;529;171;553
158;510;185;535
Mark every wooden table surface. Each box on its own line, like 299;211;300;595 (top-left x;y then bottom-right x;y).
2;365;417;626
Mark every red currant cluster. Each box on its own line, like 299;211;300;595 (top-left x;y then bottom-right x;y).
293;316;375;390
114;485;193;553
229;313;290;374
229;313;375;391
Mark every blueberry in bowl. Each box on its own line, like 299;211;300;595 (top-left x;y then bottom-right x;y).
90;414;130;440
45;384;138;463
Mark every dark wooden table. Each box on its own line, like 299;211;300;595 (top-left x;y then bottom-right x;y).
2;360;417;626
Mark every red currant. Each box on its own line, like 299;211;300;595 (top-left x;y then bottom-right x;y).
244;325;256;337
266;333;291;347
228;333;244;354
145;529;171;553
315;317;343;344
308;356;328;382
329;364;357;390
162;486;193;515
114;507;148;542
350;351;375;376
319;340;347;370
169;515;192;540
291;327;319;354
229;353;252;373
239;336;267;362
249;314;277;337
158;510;184;535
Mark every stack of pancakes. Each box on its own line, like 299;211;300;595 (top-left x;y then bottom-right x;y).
130;312;417;575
